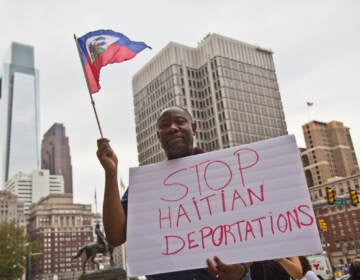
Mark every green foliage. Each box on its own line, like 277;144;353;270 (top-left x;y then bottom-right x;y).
0;221;28;280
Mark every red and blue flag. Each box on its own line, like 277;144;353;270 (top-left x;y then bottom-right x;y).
76;29;151;93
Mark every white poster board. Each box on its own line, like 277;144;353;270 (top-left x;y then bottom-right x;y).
126;135;322;276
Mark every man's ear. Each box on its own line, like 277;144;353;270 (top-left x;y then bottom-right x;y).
192;122;197;135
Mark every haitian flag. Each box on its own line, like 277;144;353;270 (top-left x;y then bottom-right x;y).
76;29;151;94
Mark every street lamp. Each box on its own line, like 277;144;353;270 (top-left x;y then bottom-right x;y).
342;243;349;265
26;242;42;280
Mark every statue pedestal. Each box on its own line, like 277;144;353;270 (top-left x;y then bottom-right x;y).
79;267;127;280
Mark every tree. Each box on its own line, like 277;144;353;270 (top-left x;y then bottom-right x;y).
0;221;28;280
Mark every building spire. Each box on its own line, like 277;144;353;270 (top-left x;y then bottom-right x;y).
94;187;98;214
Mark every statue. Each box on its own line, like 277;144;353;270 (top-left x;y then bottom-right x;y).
73;223;115;274
95;223;110;253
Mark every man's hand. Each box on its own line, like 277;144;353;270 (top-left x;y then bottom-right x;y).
97;138;118;173
206;256;247;280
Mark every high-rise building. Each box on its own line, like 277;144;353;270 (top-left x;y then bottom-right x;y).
0;190;25;227
309;174;360;266
301;120;360;266
0;42;40;186
4;169;64;213
27;194;94;279
41;123;73;193
301;120;359;187
132;33;287;165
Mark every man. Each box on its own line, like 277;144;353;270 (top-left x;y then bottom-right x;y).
349;256;360;280
97;106;253;279
95;223;109;253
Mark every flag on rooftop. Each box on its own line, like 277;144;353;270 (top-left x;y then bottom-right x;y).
76;29;151;94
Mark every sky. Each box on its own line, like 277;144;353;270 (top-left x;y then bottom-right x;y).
1;0;359;212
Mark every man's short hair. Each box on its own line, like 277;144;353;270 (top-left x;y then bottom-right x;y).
157;106;193;124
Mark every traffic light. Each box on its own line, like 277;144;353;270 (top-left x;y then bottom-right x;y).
319;219;328;232
350;189;359;206
326;187;335;205
322;222;328;232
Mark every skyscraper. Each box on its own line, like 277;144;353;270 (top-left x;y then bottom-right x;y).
300;120;359;187
132;33;287;165
0;42;40;185
41;123;73;193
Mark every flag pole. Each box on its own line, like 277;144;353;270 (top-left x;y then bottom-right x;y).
94;187;98;214
73;34;104;138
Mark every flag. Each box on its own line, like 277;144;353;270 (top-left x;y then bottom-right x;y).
120;178;126;191
76;29;151;93
306;102;314;106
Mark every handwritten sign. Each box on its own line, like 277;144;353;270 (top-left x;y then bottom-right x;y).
126;135;322;276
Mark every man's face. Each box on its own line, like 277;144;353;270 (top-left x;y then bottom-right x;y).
157;107;196;160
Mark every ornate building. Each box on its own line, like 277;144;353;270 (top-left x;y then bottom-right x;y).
0;190;25;227
27;194;94;279
310;175;360;266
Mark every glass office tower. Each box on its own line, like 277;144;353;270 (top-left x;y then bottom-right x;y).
41;123;73;194
0;42;40;185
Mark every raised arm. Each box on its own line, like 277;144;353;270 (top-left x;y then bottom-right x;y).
277;257;303;279
206;256;250;280
97;138;126;246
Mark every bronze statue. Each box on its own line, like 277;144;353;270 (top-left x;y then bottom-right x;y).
73;223;115;273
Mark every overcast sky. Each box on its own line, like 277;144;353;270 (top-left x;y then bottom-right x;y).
1;0;359;212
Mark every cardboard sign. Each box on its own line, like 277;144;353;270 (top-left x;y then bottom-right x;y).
126;135;322;276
